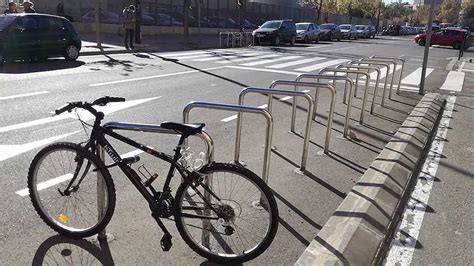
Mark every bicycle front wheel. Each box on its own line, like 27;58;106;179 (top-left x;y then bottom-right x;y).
27;142;116;238
174;163;278;264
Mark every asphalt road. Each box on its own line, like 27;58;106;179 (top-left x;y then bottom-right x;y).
0;35;468;265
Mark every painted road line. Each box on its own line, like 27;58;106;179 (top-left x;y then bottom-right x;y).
0;97;160;133
15;148;149;197
0;91;49;101
172;54;215;60
267;57;326;69
225;65;301;75
216;54;277;64
369;64;403;80
221;104;268;122
161;51;209;57
193;55;240;62
0;131;80;162
90;67;224;86
384;95;456;266
306;45;333;49
440;71;464;92
241;56;302;66
294;59;349;72
401;67;434;85
278;89;311;101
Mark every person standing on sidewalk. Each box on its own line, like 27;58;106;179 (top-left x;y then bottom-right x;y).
3;2;18;14
123;5;136;50
21;1;36;13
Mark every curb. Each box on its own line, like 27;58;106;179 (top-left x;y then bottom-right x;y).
295;93;446;265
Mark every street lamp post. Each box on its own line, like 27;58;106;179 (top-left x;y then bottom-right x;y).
419;0;435;95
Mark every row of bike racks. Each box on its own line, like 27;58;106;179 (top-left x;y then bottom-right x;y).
219;32;253;48
95;56;406;239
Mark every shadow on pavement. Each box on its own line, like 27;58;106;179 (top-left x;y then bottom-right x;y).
0;60;85;74
32;235;114;265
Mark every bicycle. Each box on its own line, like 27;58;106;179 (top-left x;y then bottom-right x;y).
27;96;279;264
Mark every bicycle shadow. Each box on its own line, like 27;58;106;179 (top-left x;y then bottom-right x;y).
32;235;115;265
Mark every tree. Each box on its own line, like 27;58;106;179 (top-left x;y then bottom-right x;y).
463;2;474;29
436;0;461;23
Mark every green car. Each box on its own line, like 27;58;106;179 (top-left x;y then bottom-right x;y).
0;13;81;63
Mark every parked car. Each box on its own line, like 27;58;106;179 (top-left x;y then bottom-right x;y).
153;13;183;26
340;24;357;40
355;25;370;38
368;25;376;38
0;14;81;63
252;20;296;46
319;23;341;41
414;28;472;50
295;22;320;43
82;10;120;24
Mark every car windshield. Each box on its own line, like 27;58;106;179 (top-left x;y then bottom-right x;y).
356;26;365;30
320;24;333;30
340;25;351;30
260;21;281;29
0;16;16;31
296;23;309;30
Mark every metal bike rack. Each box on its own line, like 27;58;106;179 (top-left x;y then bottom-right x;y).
294;74;355;138
369;56;405;96
319;67;371;125
219;32;253;48
350;60;390;107
236;87;314;172
360;58;398;104
337;64;381;115
183;101;273;183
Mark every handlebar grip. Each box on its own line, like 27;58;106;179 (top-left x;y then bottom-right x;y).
55;103;74;115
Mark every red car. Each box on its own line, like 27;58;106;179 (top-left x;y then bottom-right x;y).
414;28;472;50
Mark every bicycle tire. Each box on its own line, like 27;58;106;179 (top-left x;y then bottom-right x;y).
174;163;278;264
28;142;116;238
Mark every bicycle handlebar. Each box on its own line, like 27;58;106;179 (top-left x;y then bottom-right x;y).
55;96;126;116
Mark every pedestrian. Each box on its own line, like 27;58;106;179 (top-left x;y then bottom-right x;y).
122;5;136;50
57;2;64;17
21;1;36;13
3;2;18;14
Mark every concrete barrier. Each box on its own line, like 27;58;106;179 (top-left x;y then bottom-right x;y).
295;93;445;265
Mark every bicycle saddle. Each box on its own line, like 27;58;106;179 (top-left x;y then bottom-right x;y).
160;122;205;136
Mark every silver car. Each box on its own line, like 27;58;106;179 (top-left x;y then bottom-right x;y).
296;22;320;43
356;25;370;38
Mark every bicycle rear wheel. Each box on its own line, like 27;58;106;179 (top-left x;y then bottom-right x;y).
27;142;115;238
174;163;278;264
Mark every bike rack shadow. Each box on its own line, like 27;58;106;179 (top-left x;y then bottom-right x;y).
0;59;85;73
32;235;114;266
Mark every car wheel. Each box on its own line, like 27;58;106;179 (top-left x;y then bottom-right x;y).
304;35;309;44
273;36;280;46
65;44;79;61
418;38;426;46
290;36;296;46
452;41;461;50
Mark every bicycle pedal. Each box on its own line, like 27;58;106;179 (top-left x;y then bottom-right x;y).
160;234;173;251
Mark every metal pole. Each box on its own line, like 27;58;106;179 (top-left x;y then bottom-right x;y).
370;56;405;96
419;0;436;95
360;58;397;102
97;145;107;240
95;0;102;48
342;64;380;114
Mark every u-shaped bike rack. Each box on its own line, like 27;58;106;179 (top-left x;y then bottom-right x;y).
268;80;336;155
237;87;314;172
360;58;398;104
293;74;355;139
369;56;405;96
183;101;274;184
350;60;390;107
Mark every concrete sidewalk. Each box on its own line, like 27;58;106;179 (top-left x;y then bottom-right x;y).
80;33;222;56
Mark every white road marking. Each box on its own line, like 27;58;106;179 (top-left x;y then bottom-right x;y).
161;51;210;57
294;59;349;72
225;65;301;75
320;46;356;52
384;95;456;266
440;71;464;92
221;104;268;122
193;55;239;62
369;65;403;80
15;148;149;197
171;54;215;60
0;97;160;133
401;67;434;85
216;53;278;64
89;67;225;86
0;131;80;162
267;57;326;69
241;56;302;66
0;91;50;101
306;45;333;49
